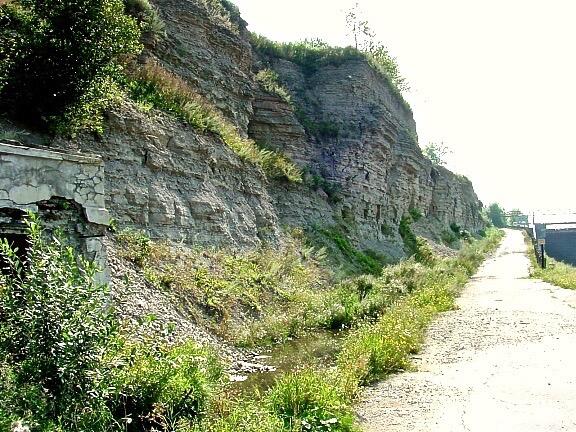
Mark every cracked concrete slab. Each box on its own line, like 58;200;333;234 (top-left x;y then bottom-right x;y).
357;229;576;432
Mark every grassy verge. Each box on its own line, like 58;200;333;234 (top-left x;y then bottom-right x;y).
525;234;576;289
2;216;502;431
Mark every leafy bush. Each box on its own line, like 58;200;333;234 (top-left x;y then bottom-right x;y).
0;213;115;429
0;0;141;134
202;0;241;32
127;232;331;346
408;207;423;222
398;215;417;254
116;228;151;266
316;226;386;276
124;60;302;182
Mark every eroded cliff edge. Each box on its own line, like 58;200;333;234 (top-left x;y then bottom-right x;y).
51;0;484;258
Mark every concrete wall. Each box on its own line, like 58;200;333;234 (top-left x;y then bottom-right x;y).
0;141;110;281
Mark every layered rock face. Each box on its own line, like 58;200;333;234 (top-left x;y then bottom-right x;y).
249;57;484;256
68;104;280;248
41;0;483;256
151;0;255;132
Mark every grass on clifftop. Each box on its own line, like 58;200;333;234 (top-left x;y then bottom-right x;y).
250;34;410;111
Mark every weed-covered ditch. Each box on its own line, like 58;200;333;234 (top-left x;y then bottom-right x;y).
0;213;502;430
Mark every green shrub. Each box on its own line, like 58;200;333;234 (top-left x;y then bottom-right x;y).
317;226;386;276
398;215;417;254
194;400;284;432
0;0;141;134
255;69;292;105
116;228;151;266
0;213;115;429
408;207;423;222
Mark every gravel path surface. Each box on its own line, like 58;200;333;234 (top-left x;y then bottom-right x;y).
357;229;576;432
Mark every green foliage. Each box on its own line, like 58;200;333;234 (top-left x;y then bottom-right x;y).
127;232;332;347
527;233;576;290
399;215;417;254
0;213;115;429
487;203;507;228
0;0;141;134
303;170;342;203
124;61;302;182
255;69;292;105
337;228;503;385
344;3;409;93
202;0;241;32
116;228;151;266
422;142;450;166
265;369;357;432
295;109;340;139
124;0;166;44
193;400;284;432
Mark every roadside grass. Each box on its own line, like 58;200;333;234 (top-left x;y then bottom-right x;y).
526;234;576;290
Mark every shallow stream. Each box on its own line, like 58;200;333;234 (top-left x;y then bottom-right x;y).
233;330;346;393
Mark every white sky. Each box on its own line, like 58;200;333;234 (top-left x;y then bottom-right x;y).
231;0;576;213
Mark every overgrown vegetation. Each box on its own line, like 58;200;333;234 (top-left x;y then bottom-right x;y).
1;213;502;431
123;0;166;45
422;142;450;166
0;215;227;431
124;60;302;182
0;0;141;134
312;226;388;277
191;228;503;432
255;69;292;105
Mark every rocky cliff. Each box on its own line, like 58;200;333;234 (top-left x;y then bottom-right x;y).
23;0;484;258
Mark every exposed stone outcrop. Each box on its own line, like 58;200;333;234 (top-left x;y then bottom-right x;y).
249;57;483;256
64;103;280;248
151;0;255;132
1;0;485;259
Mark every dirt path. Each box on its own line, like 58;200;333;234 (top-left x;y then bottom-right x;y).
357;229;576;431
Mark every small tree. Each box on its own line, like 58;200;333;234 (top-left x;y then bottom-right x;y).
423;142;451;166
0;213;115;428
344;3;409;93
487;203;507;228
